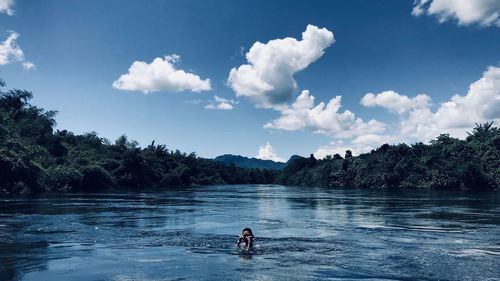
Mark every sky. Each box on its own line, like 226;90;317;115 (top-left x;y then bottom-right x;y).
0;0;499;161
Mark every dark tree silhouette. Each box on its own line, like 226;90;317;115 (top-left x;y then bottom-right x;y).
0;81;277;194
0;80;498;194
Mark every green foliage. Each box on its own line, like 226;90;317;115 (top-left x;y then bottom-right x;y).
277;128;500;191
81;165;113;190
0;81;277;194
0;80;498;193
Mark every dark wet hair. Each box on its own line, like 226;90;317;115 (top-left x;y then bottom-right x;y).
242;228;253;235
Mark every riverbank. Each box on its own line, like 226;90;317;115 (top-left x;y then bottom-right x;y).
1;83;499;194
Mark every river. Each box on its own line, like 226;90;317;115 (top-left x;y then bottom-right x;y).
1;185;499;280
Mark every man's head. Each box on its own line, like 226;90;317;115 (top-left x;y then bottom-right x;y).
242;228;253;239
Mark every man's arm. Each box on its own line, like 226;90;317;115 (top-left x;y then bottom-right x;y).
245;236;253;251
236;236;243;247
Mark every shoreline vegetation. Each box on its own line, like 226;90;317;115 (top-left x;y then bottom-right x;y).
1;81;499;194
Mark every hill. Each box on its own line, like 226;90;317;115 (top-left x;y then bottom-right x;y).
214;154;286;170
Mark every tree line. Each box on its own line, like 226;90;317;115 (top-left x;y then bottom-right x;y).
0;81;498;194
0;81;276;194
276;123;499;191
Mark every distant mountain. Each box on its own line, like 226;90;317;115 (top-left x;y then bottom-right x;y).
287;154;305;163
214;154;287;170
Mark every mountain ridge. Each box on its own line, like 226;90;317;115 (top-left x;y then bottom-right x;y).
213;154;291;170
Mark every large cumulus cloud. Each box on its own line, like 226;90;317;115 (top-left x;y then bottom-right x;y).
264;90;386;139
228;25;334;108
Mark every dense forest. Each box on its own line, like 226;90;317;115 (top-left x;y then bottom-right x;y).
276;124;500;191
0;81;499;194
0;81;276;194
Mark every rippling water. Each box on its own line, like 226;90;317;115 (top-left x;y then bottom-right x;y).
1;185;499;281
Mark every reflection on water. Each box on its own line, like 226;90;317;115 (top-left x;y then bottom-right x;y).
0;185;499;281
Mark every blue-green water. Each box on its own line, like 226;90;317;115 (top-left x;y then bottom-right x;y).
1;185;499;281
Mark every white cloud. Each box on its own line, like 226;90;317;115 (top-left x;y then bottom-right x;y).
314;134;398;159
0;31;21;65
264;90;386;138
0;0;14;16
362;66;500;142
256;142;285;162
112;55;212;94
228;25;334;108
316;66;500;159
205;95;236;110
184;99;204;105
22;61;35;70
314;140;353;159
361;90;431;114
0;31;35;70
404;66;500;140
351;134;399;153
412;0;500;27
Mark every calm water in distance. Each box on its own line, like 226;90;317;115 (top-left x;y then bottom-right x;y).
1;185;499;281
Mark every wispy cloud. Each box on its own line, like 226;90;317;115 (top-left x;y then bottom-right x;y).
205;95;237;110
22;61;35;70
0;0;14;16
0;31;35;70
184;99;204;105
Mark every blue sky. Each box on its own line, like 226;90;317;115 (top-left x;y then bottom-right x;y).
1;0;499;161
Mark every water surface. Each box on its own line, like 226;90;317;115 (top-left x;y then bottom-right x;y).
1;185;499;280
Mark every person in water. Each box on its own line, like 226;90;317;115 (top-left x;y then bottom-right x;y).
236;228;254;251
